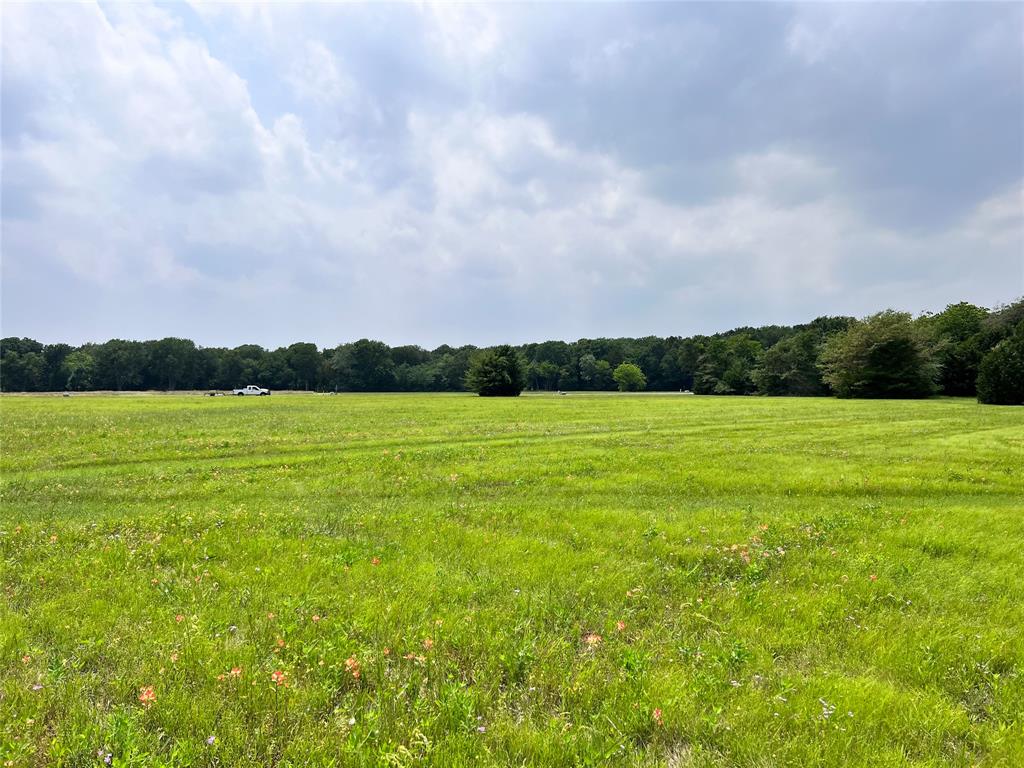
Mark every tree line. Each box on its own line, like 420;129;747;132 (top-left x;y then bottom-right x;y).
2;299;1022;403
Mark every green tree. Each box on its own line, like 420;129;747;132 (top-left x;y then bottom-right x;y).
93;339;148;390
433;346;477;391
527;360;561;390
330;339;396;391
216;345;266;389
612;362;646;392
577;353;613;390
927;302;989;396
287;342;321;390
466;345;527;397
391;345;431;367
695;335;762;394
753;331;827;396
43;344;73;390
976;321;1024;405
818;311;938;399
395;362;442;391
1;338;46;391
259;348;293;390
148;338;201;390
61;349;96;390
659;338;701;391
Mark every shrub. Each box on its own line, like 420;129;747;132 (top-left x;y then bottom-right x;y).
465;345;527;397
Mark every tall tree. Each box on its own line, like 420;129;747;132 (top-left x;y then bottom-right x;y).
577;353;613;390
287;342;321;390
1;338;46;391
330;339;395;391
976;321;1024;405
819;311;938;399
148;338;201;390
93;340;148;390
43;344;73;391
753;331;828;396
61;349;96;390
695;335;762;394
927;302;988;396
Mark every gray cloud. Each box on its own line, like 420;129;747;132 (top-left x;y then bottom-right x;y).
2;1;1022;348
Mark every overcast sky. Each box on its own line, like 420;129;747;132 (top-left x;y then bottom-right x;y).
2;2;1022;349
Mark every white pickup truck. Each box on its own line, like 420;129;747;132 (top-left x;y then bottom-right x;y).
233;385;271;396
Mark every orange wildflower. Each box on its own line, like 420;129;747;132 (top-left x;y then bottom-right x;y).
345;656;361;679
582;633;603;649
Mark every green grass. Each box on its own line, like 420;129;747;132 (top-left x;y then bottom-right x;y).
1;393;1022;767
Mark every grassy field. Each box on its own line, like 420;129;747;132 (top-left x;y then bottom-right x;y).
1;393;1022;767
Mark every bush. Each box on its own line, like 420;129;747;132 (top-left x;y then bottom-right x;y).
612;363;646;392
976;321;1024;405
818;311;938;398
465;345;527;397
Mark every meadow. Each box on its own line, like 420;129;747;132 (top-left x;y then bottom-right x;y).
1;393;1022;767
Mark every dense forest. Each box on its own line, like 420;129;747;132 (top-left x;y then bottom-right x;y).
2;300;1022;403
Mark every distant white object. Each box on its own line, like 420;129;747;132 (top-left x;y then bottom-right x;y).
681;390;694;395
233;385;271;396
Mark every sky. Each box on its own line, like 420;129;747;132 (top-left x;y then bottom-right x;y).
2;1;1022;350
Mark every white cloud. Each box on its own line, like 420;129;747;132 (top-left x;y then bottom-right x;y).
785;6;862;65
424;3;502;66
960;183;1024;247
733;150;836;203
286;41;356;109
2;1;1021;346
